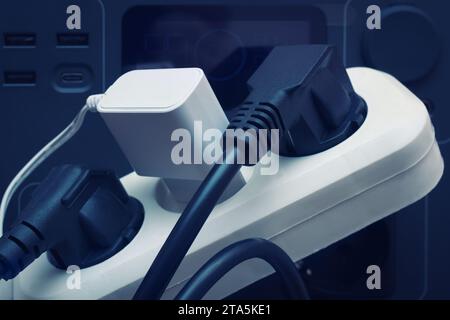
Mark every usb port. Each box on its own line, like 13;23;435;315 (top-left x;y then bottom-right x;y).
60;72;84;84
4;33;36;47
56;33;89;47
3;71;36;86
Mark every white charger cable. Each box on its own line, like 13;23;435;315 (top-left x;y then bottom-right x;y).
0;94;104;234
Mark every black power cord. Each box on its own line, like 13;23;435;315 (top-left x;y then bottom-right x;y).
134;45;367;300
134;148;244;299
176;238;310;300
0;45;366;297
0;165;144;281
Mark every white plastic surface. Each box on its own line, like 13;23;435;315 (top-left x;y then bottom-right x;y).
98;68;204;113
9;68;444;300
0;281;11;300
99;68;230;180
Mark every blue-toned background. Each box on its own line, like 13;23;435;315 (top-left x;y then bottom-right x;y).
0;0;449;299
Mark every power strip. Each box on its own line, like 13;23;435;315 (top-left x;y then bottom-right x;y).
11;68;443;299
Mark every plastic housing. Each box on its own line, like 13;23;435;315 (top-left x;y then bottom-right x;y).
11;68;444;299
98;68;229;180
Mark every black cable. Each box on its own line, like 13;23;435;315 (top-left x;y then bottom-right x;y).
133;148;243;300
0;165;144;281
133;45;366;300
176;238;310;300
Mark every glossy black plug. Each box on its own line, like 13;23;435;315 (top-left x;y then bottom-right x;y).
228;45;367;157
0;165;144;281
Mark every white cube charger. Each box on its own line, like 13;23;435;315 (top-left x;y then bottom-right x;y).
98;68;229;180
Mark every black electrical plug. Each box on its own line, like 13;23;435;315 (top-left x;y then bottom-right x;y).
228;45;367;157
134;45;367;300
0;165;144;281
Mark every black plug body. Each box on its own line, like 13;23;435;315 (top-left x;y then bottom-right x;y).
228;45;367;157
0;165;144;281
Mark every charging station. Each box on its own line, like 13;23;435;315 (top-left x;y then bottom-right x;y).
0;0;448;301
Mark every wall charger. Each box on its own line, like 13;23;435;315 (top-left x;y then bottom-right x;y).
98;68;227;180
98;68;250;204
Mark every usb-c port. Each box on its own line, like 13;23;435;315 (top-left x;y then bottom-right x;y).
60;72;84;84
4;33;36;47
56;33;89;47
54;65;92;93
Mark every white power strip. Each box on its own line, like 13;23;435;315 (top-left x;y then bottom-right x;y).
10;68;443;299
